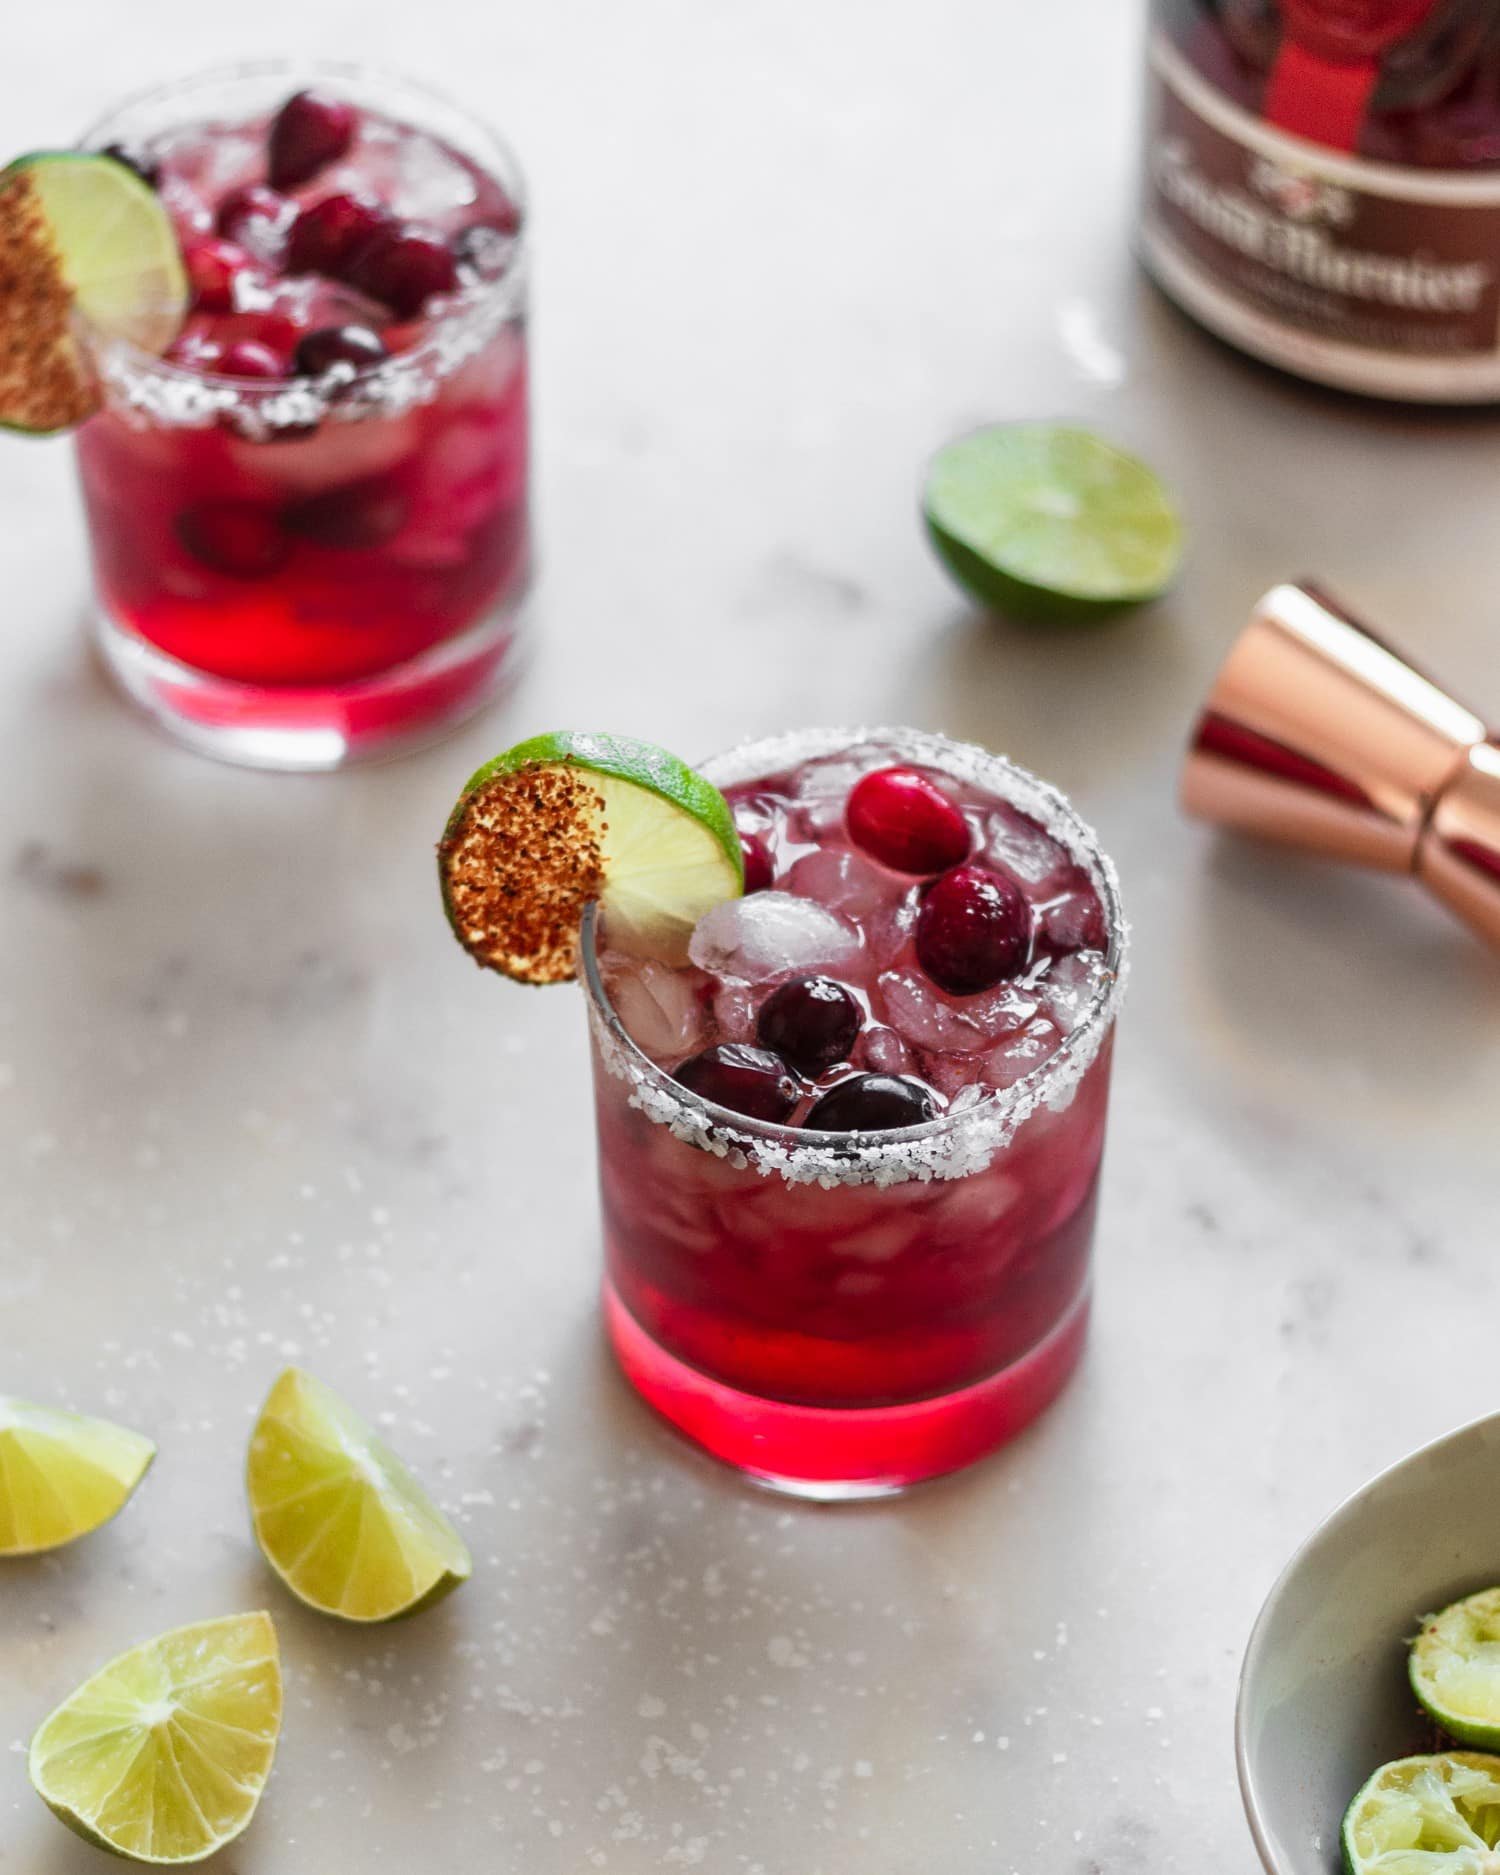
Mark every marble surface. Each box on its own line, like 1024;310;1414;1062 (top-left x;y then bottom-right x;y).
4;4;1500;1871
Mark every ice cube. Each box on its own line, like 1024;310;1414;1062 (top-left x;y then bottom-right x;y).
866;889;920;968
982;1018;1063;1089
948;1083;989;1113
605;959;709;1063
783;847;888;921
1039;951;1108;1035
688;892;858;983
858;1024;915;1077
712;978;759;1045
982;804;1072;891
878;970;1038;1055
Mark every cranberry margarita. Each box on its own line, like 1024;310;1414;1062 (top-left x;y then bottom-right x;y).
585;729;1125;1497
77;65;528;767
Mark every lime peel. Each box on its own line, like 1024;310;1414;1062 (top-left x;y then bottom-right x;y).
1412;1589;1500;1750
0;1395;155;1555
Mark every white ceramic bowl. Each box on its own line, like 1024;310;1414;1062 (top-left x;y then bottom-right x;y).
1237;1412;1500;1875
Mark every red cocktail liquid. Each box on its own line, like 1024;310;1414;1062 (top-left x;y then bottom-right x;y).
77;67;529;767
585;731;1124;1497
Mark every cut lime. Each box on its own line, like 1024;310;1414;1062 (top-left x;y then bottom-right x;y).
29;1611;282;1865
1412;1590;1500;1749
1342;1754;1500;1875
0;1396;155;1555
923;422;1183;621
0;151;186;434
247;1367;471;1623
439;730;744;983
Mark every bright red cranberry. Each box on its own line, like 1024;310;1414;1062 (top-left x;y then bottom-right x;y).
217;340;286;379
216;184;291;245
292;324;387;378
1038;887;1107;959
916;863;1030;994
101;143;160;189
351;224;459;318
804;1073;938;1133
674;1044;798;1124
184;239;253;314
846;767;972;875
739;831;774;894
267;89;357;190
176;503;288;579
756;976;861;1076
283;477;407;550
286;191;389;278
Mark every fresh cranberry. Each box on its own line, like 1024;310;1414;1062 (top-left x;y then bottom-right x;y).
101;143;160;189
217;340;286;379
674;1044;798;1124
283;477;407;550
286;191;389;278
846;767;971;875
267;89;357;190
176;503;288;579
184;239;253;314
739;831;774;894
915;863;1030;994
804;1073;938;1133
293;324;387;379
756;976;861;1076
216;184;291;246
351;223;459;318
1038;888;1107;958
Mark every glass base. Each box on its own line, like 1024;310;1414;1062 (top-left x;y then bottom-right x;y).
92;589;529;772
603;1279;1090;1500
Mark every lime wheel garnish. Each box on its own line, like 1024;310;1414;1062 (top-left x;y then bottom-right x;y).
0;151;186;434
439;730;744;984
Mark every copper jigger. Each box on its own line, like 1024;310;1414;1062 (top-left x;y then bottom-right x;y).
1181;582;1500;949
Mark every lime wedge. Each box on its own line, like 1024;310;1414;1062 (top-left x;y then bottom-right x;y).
1411;1590;1500;1749
247;1367;471;1623
29;1612;282;1865
439;730;744;983
1342;1753;1500;1875
0;151;186;434
923;423;1183;620
0;1396;155;1555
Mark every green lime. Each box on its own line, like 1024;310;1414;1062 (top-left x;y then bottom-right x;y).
1342;1754;1500;1874
247;1367;471;1623
1411;1590;1500;1749
29;1612;282;1864
0;151;187;434
923;422;1183;620
439;730;744;984
0;1395;155;1555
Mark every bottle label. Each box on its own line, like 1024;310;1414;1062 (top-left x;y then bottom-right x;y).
1141;28;1500;387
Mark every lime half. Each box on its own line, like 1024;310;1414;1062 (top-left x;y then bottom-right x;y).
1412;1590;1500;1749
1342;1754;1500;1875
439;730;744;983
0;151;186;434
0;1395;155;1555
29;1611;282;1865
247;1367;471;1623
923;422;1183;620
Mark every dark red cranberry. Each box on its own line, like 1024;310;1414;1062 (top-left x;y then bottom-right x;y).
176;503;288;579
283;477;407;549
101;143;160;189
184;239;253;314
674;1044;799;1124
351;224;459;318
267;89;357;190
1038;888;1107;959
916;863;1030;994
739;831;774;894
846;767;971;875
216;184;291;245
804;1073;938;1133
217;340;286;379
286;191;389;278
756;976;861;1076
292;324;387;379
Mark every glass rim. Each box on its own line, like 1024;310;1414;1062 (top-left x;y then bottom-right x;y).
579;724;1128;1177
74;57;528;405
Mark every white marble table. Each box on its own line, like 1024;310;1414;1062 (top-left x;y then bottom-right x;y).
4;4;1500;1870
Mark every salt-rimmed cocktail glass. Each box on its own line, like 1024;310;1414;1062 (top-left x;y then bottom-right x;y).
74;63;529;770
582;728;1127;1499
